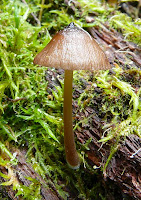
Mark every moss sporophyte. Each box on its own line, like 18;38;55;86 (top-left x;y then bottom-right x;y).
33;22;111;169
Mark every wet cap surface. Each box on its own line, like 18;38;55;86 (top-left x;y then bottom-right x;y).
34;23;111;71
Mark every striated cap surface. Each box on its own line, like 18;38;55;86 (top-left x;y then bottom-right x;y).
33;23;111;71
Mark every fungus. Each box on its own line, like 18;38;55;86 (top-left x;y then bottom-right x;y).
33;22;111;169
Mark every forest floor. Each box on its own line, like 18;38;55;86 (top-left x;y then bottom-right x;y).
0;0;141;200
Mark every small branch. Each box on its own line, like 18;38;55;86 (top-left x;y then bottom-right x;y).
21;0;41;26
6;97;26;102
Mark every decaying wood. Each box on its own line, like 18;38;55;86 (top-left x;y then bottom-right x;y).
73;24;141;199
74;107;141;200
106;135;141;199
88;24;141;69
45;22;141;199
0;149;62;200
1;13;140;200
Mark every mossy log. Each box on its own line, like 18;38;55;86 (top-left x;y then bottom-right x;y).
75;112;141;200
0;149;62;200
0;21;140;200
46;22;141;199
74;24;141;199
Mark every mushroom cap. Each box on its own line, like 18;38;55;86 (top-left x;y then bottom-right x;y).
33;23;111;71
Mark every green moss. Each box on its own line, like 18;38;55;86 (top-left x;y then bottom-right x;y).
109;11;141;44
0;0;140;199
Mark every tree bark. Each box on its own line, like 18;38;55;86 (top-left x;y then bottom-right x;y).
74;24;141;199
0;149;62;200
1;11;140;200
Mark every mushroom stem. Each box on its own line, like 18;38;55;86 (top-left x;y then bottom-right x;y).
64;70;80;169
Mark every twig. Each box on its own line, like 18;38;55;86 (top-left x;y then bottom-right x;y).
21;0;41;26
6;97;26;102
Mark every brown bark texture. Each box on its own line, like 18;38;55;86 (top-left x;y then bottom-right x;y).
0;148;63;200
46;21;141;199
1;3;141;199
74;23;141;200
1;24;140;200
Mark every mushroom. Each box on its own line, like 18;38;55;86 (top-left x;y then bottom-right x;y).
33;22;111;169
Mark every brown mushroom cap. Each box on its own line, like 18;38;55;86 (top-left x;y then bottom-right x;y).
33;23;111;71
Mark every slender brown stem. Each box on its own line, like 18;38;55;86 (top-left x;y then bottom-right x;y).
64;70;80;169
